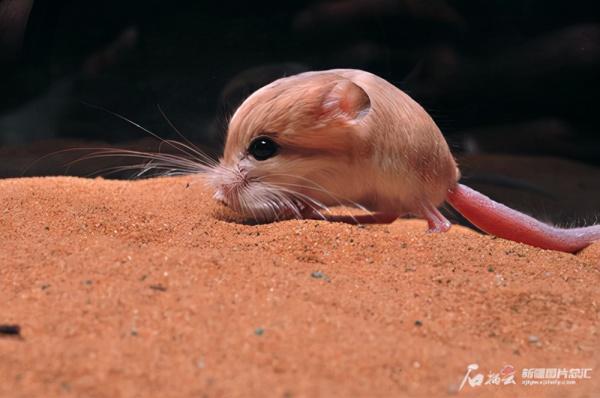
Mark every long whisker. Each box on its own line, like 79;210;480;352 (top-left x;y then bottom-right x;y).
256;173;370;212
82;163;201;179
271;181;353;210
22;146;111;177
73;148;211;169
252;181;329;222
278;185;353;223
156;104;217;165
262;179;362;224
278;180;366;224
80;101;217;166
156;139;219;167
81;101;169;145
243;186;264;224
24;110;217;178
269;185;329;215
272;188;304;219
64;147;215;178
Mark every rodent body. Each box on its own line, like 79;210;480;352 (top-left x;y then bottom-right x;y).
218;69;457;227
210;69;599;252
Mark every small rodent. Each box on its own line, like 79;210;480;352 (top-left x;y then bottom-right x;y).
209;69;600;253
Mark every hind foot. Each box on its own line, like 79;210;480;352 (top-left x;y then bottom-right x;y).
420;204;451;233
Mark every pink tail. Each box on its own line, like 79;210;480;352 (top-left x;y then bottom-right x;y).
446;184;600;253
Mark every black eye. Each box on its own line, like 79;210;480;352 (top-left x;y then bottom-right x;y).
248;136;279;161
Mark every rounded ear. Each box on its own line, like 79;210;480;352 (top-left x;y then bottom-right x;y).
320;79;371;124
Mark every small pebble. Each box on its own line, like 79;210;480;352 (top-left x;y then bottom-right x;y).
310;271;330;282
149;284;167;292
0;324;21;336
528;335;540;344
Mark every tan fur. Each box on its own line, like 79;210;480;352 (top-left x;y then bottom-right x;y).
216;69;459;220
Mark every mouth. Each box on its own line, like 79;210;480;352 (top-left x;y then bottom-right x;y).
214;188;313;222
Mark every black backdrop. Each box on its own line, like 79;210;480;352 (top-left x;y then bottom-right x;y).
1;0;599;174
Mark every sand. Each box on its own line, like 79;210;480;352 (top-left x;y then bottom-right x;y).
1;175;599;397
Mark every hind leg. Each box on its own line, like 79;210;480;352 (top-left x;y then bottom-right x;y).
420;204;451;233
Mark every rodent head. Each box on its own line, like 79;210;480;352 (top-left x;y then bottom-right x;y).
209;71;372;222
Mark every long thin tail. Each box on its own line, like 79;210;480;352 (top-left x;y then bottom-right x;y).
446;183;600;253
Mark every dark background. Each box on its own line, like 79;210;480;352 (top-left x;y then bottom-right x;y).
0;0;599;177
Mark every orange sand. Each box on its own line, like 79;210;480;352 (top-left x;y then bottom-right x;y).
1;176;599;397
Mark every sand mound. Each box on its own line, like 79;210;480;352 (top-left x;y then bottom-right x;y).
1;176;598;397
